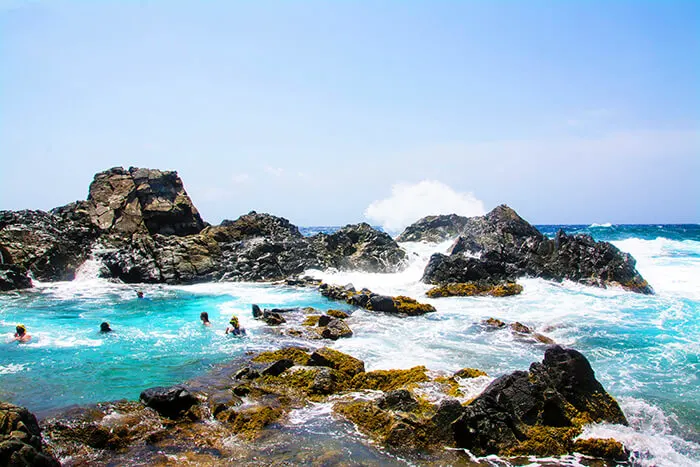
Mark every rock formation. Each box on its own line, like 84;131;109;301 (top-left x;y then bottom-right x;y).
408;205;651;293
0;402;60;466
0;168;408;288
87;167;205;236
37;345;630;465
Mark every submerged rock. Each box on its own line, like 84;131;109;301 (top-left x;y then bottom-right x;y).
415;205;652;294
0;401;60;466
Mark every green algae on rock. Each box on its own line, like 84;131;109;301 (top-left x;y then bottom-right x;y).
426;281;523;298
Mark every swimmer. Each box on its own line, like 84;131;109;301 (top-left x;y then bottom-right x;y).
200;312;211;327
100;322;112;333
136;290;144;299
13;324;31;343
225;315;246;336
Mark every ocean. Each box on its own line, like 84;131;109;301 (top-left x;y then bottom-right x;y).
1;224;698;466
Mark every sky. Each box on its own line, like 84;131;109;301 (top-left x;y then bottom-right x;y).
1;1;698;230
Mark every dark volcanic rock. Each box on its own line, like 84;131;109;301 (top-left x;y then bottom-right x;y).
452;346;627;456
311;223;407;273
0;402;60;466
3;168;409;285
419;205;652;293
88;166;205;236
0;208;100;281
140;385;198;418
396;214;471;242
0;264;32;291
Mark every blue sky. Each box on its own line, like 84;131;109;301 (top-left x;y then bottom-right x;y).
1;1;698;228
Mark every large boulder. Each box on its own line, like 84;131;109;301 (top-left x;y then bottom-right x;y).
88;166;205;236
396;214;471;243
0;402;60;466
311;223;407;273
140;385;199;418
452;346;627;456
418;205;651;293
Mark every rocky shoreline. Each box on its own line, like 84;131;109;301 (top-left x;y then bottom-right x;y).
1;167;652;465
2;345;629;466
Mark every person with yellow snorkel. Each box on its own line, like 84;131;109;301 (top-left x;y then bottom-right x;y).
225;314;246;336
13;324;31;343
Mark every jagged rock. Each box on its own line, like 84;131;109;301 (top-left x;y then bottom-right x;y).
377;390;419;412
262;311;286;326
261;359;295;377
139;385;198;418
88;166;205;236
319;284;436;316
310;223;407;273
252;304;263;318
451;346;627;456
418;205;652;294
319;318;353;340
0;209;99;281
0;402;60;466
307;347;365;378
0;264;32;291
396;214;471;242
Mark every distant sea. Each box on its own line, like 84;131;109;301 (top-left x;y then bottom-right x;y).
1;224;698;466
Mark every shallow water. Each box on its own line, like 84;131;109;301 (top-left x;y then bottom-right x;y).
1;224;699;466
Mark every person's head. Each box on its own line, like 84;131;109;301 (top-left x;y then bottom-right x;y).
15;324;26;336
100;322;112;333
229;315;239;329
200;312;209;323
136;291;144;299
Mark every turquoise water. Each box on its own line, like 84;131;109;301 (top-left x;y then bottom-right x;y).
1;224;699;466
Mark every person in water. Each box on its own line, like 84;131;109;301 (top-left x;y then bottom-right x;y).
100;322;112;333
136;290;144;299
225;315;246;336
13;324;31;343
200;312;211;327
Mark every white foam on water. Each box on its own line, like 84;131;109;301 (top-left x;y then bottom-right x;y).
24;333;103;349
589;222;613;228
0;363;28;375
612;238;700;300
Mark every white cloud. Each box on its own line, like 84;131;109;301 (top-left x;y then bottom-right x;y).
231;173;251;184
364;180;486;233
264;166;285;177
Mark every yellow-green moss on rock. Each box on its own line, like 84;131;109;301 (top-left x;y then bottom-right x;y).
230;406;284;440
251;347;310;365
454;368;487;378
573;437;628;461
426;282;523;298
301;315;321;327
326;309;349;319
309;347;365;379
392;296;436;315
350;366;429;391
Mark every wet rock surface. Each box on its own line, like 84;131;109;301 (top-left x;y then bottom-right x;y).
318;283;436;316
31;345;628;465
0;402;60;466
411;205;651;293
452;346;627;456
0;264;32;292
